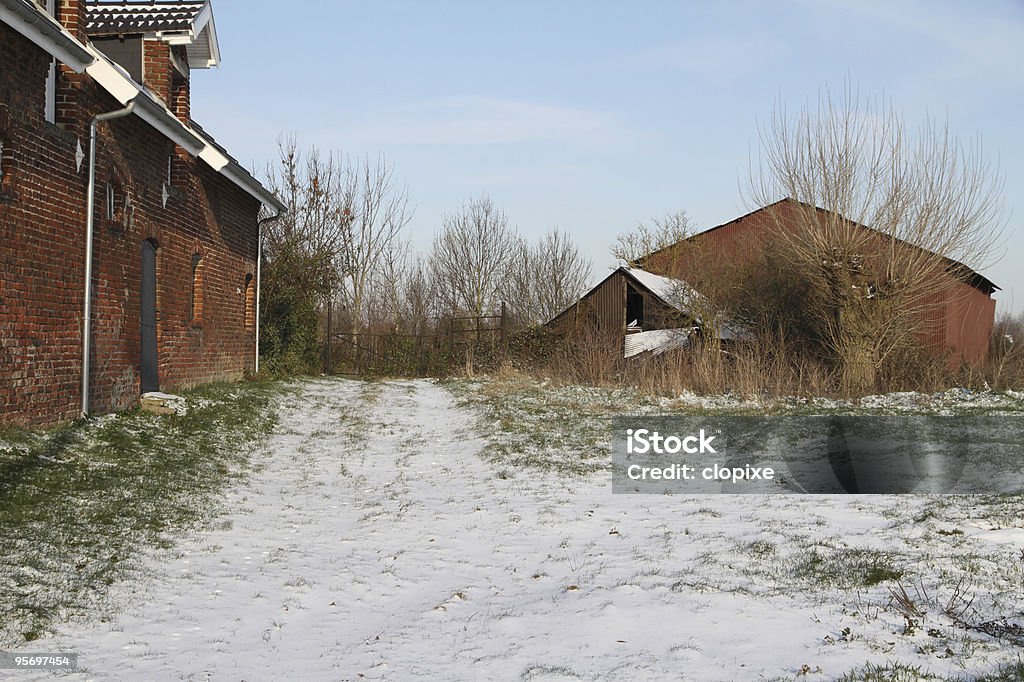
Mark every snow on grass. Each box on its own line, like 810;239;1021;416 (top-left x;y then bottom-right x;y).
663;385;1024;414
0;379;282;646
5;375;1024;680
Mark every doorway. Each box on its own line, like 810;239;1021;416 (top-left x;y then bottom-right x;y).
140;239;158;392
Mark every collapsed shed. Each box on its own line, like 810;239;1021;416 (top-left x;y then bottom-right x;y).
546;266;738;357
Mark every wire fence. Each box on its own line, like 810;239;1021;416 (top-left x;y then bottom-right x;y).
324;304;510;376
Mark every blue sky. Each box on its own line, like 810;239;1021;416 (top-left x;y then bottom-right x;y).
191;0;1024;313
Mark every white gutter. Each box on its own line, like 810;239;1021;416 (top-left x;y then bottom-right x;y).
84;45;205;155
82;101;137;417
0;0;93;72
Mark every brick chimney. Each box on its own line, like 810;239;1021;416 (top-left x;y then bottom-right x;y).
142;39;172;103
55;0;88;135
170;46;190;122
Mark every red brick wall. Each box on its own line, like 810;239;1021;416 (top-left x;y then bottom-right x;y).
142;38;171;103
0;22;260;426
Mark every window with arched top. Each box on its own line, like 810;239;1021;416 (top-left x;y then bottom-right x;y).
190;253;205;324
244;273;255;332
0;107;16;201
0;137;12;198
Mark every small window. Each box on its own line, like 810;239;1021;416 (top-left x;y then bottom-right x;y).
0;131;15;199
43;0;56;123
244;273;255;331
167;155;173;185
105;182;116;219
44;60;56;124
190;253;205;323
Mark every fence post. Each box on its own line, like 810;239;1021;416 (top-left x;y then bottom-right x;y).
325;297;333;374
500;301;508;344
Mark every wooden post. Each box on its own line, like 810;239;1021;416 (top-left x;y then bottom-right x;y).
325;297;333;374
500;301;507;344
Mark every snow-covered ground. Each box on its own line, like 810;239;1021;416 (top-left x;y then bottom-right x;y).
17;378;1024;680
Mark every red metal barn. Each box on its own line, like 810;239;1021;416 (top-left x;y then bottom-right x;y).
638;199;997;366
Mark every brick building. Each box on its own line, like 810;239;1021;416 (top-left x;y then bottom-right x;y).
0;0;285;426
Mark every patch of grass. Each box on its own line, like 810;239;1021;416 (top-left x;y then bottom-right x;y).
445;374;660;477
973;659;1024;682
746;539;776;557
0;379;283;646
834;659;1024;682
835;662;944;681
795;547;905;589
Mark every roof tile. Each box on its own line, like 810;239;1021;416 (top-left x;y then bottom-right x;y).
85;1;206;35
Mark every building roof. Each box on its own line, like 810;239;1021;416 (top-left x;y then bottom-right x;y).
86;1;205;33
85;1;219;68
189;121;287;214
0;0;280;214
547;265;742;340
0;0;93;71
624;266;700;313
638;198;999;295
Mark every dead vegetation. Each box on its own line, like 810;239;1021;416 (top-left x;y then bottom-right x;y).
500;321;1024;400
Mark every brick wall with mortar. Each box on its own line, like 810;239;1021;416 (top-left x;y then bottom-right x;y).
0;16;261;426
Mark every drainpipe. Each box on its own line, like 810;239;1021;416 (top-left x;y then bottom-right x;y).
254;208;282;374
81;100;136;417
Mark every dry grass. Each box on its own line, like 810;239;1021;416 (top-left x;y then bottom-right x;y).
504;322;1024;400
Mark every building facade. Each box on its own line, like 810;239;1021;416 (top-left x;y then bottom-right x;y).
0;0;284;425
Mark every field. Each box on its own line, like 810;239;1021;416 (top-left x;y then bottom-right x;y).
1;376;1022;680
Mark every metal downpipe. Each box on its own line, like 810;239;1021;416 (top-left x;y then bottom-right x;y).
81;100;136;417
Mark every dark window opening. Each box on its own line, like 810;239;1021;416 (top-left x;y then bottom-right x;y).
626;284;645;328
92;36;144;83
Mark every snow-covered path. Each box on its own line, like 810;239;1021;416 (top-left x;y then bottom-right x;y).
34;378;1024;680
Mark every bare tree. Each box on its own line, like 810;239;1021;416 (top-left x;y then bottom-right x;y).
365;233;411;331
263;135;352;300
398;254;439;334
259;136;354;371
503;227;592;324
430;195;518;317
611;210;692;266
336;155;413;334
747;84;1005;392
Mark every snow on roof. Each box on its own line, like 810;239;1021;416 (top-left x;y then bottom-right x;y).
623;266;693;308
624;266;749;340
